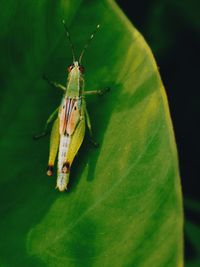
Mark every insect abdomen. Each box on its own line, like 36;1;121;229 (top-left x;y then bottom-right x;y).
56;135;70;191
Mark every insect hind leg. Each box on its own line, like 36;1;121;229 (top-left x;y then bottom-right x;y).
47;118;60;176
84;106;99;147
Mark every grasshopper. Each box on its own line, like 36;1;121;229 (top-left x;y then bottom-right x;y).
36;20;109;191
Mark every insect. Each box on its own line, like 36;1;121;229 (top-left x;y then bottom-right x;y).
35;20;109;191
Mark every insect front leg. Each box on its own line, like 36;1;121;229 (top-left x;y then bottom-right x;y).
33;107;59;139
84;106;99;147
83;87;110;96
47;118;60;176
43;75;66;91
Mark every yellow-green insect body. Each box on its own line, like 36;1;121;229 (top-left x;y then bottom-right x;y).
40;21;108;191
47;61;86;191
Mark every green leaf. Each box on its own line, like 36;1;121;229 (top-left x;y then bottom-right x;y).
0;0;183;266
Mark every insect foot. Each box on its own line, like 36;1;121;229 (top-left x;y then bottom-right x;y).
33;132;47;140
98;87;110;96
90;139;99;148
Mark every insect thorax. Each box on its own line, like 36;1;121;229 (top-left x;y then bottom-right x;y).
65;62;84;97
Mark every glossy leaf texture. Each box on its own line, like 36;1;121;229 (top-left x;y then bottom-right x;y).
0;0;183;266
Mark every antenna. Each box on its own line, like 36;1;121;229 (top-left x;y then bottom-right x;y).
62;19;76;62
79;24;100;63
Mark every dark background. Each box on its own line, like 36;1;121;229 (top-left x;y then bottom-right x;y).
117;0;200;265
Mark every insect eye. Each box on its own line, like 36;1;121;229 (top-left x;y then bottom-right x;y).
79;65;85;73
67;65;74;72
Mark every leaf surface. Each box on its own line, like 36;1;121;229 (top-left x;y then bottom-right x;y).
0;0;183;266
